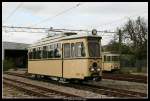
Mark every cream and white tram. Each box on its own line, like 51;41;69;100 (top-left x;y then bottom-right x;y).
28;29;102;81
102;52;120;71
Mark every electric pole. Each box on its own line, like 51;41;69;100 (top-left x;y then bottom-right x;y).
118;29;122;67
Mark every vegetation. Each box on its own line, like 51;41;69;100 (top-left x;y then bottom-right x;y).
105;16;147;72
121;16;147;60
3;58;16;71
103;40;132;54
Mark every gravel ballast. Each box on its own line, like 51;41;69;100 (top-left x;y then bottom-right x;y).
87;79;147;94
3;70;147;98
3;74;108;98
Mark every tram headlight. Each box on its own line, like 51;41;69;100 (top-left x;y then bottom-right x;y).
89;67;95;72
91;68;95;72
97;68;100;71
92;29;97;35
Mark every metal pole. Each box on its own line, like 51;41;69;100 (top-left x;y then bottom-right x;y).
118;29;122;67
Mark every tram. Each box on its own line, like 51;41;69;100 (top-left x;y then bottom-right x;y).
28;29;102;81
102;52;120;71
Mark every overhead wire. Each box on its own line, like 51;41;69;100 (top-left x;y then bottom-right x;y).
3;3;147;44
97;10;148;30
2;25;116;34
29;3;83;27
3;2;23;24
3;3;147;35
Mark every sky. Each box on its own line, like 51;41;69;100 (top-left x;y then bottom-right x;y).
2;2;148;45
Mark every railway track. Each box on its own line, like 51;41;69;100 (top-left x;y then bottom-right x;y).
3;76;84;99
103;73;147;83
66;83;147;98
3;71;147;98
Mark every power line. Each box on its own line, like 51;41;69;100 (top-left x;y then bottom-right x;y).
3;2;23;24
97;10;148;28
30;3;83;27
2;25;116;33
2;25;116;41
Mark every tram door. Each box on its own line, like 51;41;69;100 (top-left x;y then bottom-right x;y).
62;44;64;78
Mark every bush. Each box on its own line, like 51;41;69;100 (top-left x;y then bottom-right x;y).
119;67;147;74
3;58;15;71
113;69;130;74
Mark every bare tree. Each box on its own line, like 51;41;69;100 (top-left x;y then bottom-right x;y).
115;16;148;71
122;16;147;60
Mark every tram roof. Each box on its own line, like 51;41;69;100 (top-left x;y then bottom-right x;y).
29;32;102;48
102;51;120;56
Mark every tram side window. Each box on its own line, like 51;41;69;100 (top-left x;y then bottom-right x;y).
35;50;37;59
48;46;51;58
29;51;32;59
75;42;86;57
57;43;61;49
112;56;115;61
107;56;111;61
49;45;53;49
37;48;42;59
71;43;75;57
112;56;119;61
43;46;48;58
33;48;36;59
54;44;57;49
48;50;54;58
35;49;39;59
64;43;70;58
104;55;106;61
48;45;54;58
54;43;61;58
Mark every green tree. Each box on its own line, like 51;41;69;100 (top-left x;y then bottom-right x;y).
122;16;147;59
116;16;147;72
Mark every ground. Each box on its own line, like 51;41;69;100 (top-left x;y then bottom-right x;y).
2;84;36;98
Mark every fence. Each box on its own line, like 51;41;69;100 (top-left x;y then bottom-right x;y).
120;55;147;73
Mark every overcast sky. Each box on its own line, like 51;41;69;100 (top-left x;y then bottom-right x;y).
2;2;148;45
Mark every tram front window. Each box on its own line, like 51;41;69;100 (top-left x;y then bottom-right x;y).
88;42;100;57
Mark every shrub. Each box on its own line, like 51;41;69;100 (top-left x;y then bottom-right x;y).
3;58;15;71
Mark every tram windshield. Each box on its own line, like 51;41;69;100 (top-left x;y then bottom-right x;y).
88;42;100;57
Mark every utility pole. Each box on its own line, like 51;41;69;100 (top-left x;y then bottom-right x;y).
118;29;122;67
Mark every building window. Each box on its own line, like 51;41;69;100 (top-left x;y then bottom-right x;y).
75;42;86;57
64;43;70;58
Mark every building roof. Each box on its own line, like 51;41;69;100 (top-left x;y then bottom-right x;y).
3;41;31;50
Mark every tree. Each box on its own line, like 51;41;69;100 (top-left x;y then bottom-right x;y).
122;16;147;60
116;16;147;71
